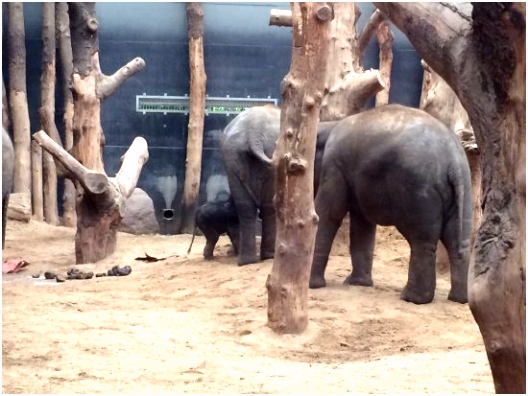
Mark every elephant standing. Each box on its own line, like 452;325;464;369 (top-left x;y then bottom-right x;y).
221;105;280;265
2;127;14;248
220;105;338;266
309;104;472;305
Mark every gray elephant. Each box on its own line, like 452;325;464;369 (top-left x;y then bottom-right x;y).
309;104;472;305
220;105;281;265
2;127;15;248
188;192;240;260
220;105;338;266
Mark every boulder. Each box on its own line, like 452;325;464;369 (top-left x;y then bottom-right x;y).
119;188;160;235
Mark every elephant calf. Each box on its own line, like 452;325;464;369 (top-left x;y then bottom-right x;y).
190;196;240;260
2;127;14;249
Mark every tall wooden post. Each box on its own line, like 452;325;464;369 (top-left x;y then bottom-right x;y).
266;2;333;334
56;2;76;227
40;2;59;225
7;3;32;212
180;2;207;234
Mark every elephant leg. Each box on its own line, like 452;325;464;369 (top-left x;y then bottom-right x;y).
344;212;376;287
400;239;438;304
199;224;220;260
259;203;276;261
309;171;349;289
226;224;239;256
2;195;8;249
227;175;259;265
440;216;470;303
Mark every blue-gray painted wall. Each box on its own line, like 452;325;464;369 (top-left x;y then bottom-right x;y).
2;2;423;234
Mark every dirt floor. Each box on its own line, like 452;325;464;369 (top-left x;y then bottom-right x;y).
2;219;494;394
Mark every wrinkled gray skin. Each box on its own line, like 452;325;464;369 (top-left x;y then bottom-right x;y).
2;127;15;248
220;105;338;266
221;106;280;265
309;105;472;305
192;193;240;260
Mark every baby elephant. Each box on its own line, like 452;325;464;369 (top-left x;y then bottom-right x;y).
188;196;240;260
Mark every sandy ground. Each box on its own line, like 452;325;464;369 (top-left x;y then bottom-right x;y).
2;219;494;394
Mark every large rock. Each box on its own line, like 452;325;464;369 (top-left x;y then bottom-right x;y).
119;188;160;235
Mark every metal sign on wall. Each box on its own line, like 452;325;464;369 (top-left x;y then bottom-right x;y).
136;93;278;116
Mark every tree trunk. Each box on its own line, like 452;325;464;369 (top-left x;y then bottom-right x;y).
375;3;525;393
7;2;32;211
180;2;207;234
30;141;43;221
41;2;59;226
266;2;333;334
269;4;385;122
375;19;394;107
68;2;146;263
56;2;76;228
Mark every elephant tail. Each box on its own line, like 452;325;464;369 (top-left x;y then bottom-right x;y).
187;224;198;255
249;135;273;165
450;163;470;257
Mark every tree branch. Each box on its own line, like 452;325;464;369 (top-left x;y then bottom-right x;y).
113;137;149;200
358;9;384;55
373;2;471;84
97;56;146;100
269;8;292;27
32;130;108;195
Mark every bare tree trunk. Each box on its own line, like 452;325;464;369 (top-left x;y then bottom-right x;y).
180;2;207;234
7;3;32;212
375;3;525;393
375;20;394;107
41;2;59;226
67;2;146;263
269;4;385;122
266;2;333;334
56;2;76;228
30;141;43;221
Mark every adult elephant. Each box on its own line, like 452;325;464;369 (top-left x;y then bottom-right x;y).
221;105;280;265
221;105;338;265
309;104;473;305
2;127;15;248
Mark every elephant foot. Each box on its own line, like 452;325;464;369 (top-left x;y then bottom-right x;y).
400;285;434;304
203;247;214;260
309;275;326;289
343;274;373;287
447;289;468;304
238;254;260;266
261;251;274;261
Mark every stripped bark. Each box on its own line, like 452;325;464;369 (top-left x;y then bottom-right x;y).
180;2;207;234
375;3;525;393
41;2;59;226
7;3;31;211
375;19;394;107
267;2;333;334
68;2;146;263
56;2;76;227
269;4;385;121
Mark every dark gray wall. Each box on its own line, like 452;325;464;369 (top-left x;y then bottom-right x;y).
2;2;423;234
